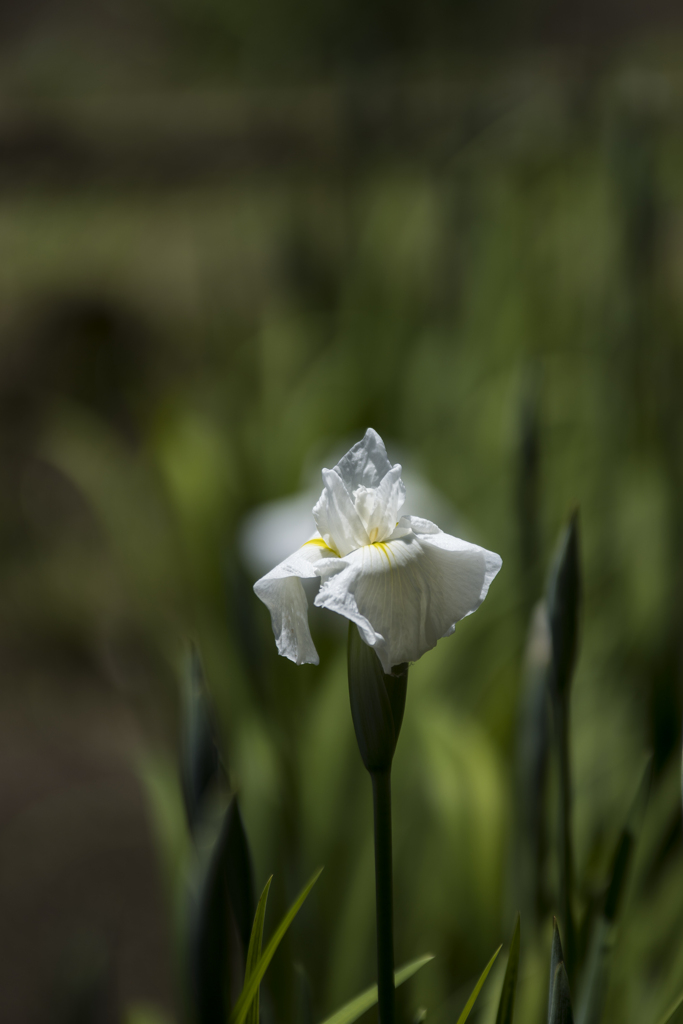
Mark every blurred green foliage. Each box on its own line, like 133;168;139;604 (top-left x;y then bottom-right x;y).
2;30;683;1024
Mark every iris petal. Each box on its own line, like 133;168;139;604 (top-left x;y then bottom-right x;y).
314;517;502;674
253;539;339;665
313;429;405;553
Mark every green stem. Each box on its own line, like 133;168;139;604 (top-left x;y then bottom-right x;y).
371;770;395;1024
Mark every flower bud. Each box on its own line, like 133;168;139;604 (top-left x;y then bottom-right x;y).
347;624;408;773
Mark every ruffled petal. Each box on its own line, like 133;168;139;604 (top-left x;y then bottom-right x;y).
253;539;340;665
313;468;370;555
313;429;405;554
314;518;502;674
336;427;393;490
356;462;406;544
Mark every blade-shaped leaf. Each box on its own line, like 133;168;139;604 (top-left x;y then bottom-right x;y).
318;954;434;1024
189;797;255;1024
244;877;272;1024
224;797;257;963
230;868;323;1024
655;991;683;1024
516;603;551;924
549;963;573;1024
181;644;220;832
546;512;580;700
496;914;521;1024
455;945;503;1024
548;920;564;1024
575;759;651;1024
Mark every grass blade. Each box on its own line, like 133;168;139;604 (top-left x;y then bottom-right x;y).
455;945;503;1024
230;868;323;1024
496;914;521;1024
318;954;434;1024
244;876;272;1024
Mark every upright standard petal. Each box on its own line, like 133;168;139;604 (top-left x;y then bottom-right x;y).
313;468;371;556
335;428;394;491
253;539;339;665
314;517;502;674
313;428;406;554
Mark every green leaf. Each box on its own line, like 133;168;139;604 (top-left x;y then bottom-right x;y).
318;954;434;1024
455;945;503;1024
181;644;220;833
230;868;323;1024
546;512;580;700
496;914;521;1024
549;963;573;1024
548;920;565;1024
655;991;683;1024
517;603;551;922
189;797;255;1024
244;876;273;1024
575;759;651;1024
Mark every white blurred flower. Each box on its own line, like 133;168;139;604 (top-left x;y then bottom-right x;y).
253;429;502;675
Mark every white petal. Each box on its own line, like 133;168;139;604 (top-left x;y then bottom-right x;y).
314;519;502;674
335;428;393;490
313;468;370;555
356;462;406;543
312;429;406;554
253;539;339;665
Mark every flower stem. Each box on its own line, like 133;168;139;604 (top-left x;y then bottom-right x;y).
371;769;395;1024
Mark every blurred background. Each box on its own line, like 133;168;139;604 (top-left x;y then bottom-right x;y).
2;1;683;1022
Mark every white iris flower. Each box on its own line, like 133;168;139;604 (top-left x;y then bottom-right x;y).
254;429;502;675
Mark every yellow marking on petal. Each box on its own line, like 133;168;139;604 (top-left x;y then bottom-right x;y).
373;541;393;568
302;537;340;557
368;527;379;544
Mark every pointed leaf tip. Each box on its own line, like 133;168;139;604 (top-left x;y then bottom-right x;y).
496;914;521;1024
317;954;434;1024
230;868;323;1024
548;920;565;1024
244;876;273;1024
549;963;573;1024
546;515;581;699
455;945;502;1024
655;991;683;1024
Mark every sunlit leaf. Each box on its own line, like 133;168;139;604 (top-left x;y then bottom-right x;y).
318;954;434;1024
244;876;272;1024
230;868;323;1024
655;991;683;1024
455;945;503;1024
